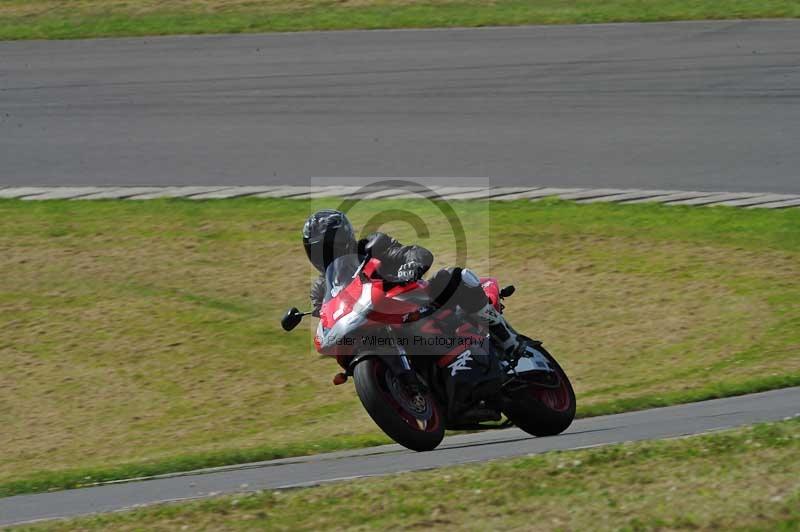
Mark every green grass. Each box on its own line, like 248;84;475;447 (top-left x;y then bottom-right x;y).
1;198;799;498
21;418;800;531
1;0;800;41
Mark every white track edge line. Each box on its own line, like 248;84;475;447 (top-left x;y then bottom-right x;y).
1;186;798;208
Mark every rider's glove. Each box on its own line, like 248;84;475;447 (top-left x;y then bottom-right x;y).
397;261;424;282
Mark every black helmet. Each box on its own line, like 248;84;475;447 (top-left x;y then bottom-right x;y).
302;209;357;273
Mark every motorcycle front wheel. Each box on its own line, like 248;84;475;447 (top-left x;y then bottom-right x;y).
353;357;445;452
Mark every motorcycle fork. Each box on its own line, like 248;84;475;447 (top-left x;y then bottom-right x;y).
384;325;432;393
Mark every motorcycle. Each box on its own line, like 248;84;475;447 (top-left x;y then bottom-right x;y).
281;250;575;451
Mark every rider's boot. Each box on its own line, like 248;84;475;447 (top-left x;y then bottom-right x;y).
472;302;523;358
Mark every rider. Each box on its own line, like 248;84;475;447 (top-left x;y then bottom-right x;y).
302;209;523;357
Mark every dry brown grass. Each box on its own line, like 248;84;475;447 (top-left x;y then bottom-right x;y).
1;198;798;486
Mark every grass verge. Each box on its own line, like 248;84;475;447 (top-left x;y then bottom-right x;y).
1;0;800;41
21;418;800;530
1;198;799;497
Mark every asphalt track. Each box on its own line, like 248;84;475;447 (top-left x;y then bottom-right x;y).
1;387;798;526
2;20;800;192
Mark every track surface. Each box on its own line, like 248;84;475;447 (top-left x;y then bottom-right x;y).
2;20;800;191
1;387;798;526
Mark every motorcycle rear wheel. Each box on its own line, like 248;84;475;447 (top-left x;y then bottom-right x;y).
502;345;576;437
353;357;445;452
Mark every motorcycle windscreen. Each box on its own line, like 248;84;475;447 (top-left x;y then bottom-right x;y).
318;254;372;351
323;254;362;302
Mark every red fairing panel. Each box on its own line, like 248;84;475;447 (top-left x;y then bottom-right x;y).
370;282;425;323
316;274;369;358
315;257;428;357
480;277;501;311
319;274;363;330
360;258;426;324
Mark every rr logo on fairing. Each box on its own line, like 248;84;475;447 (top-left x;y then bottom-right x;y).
448;349;473;376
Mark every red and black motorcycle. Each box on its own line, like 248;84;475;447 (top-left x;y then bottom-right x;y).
281;251;575;451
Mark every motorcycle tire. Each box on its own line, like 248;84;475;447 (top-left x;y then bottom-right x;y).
502;346;576;437
353;357;445;452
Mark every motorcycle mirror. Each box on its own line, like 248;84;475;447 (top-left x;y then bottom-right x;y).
281;307;306;331
499;285;516;298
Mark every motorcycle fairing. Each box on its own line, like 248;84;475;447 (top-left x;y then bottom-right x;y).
316;279;373;355
317;255;506;419
438;341;504;420
479;277;502;311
